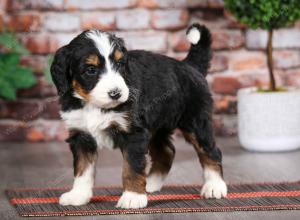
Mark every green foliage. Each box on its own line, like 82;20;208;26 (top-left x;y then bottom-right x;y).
0;32;29;54
224;0;300;30
44;55;54;84
0;32;36;100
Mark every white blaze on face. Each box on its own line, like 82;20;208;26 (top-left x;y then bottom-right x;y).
85;30;129;109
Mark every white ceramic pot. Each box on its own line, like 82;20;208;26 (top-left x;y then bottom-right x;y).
238;87;300;152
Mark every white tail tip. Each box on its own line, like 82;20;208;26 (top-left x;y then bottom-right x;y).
187;27;201;45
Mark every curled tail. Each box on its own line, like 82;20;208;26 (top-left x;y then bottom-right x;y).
183;23;212;77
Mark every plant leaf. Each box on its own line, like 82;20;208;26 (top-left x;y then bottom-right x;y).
44;55;54;84
0;78;16;100
10;67;37;89
0;32;29;55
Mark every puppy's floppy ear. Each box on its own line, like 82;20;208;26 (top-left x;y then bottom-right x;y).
50;45;71;96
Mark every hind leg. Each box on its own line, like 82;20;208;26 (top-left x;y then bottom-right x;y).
146;131;175;193
181;117;227;199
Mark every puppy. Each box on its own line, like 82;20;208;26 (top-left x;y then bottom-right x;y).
50;23;227;209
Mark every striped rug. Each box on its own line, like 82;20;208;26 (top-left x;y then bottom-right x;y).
6;181;300;217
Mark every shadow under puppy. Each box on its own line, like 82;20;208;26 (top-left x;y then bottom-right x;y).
50;23;227;209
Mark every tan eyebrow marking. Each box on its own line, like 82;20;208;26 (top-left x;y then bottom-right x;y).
86;54;100;66
114;50;123;61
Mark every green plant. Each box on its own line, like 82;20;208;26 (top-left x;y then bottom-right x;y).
224;0;300;91
44;54;54;84
0;32;36;100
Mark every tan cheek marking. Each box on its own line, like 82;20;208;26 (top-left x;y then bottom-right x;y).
86;54;100;66
72;80;90;101
114;50;123;62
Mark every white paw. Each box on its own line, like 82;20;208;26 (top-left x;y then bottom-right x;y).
201;178;227;199
146;173;165;193
59;189;92;206
116;191;147;209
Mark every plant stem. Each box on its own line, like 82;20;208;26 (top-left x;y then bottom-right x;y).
267;29;276;91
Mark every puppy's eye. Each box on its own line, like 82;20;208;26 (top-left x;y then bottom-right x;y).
85;66;97;75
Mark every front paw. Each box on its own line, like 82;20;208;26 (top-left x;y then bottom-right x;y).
201;178;227;199
146;173;165;193
116;191;147;209
59;189;92;206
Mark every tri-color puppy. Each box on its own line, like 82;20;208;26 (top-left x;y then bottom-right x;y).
50;23;227;209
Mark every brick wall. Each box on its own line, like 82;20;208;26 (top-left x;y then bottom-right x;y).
0;0;300;142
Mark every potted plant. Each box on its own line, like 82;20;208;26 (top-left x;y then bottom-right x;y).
225;0;300;151
0;32;36;100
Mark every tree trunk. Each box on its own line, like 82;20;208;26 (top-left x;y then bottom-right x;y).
267;29;276;91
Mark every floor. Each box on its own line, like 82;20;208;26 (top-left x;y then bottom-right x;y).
1;136;300;220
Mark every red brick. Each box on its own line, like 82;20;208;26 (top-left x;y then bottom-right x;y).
20;55;48;73
0;120;27;142
151;9;189;30
238;71;284;89
8;0;64;11
285;69;300;87
56;33;79;47
273;50;300;69
0;13;4;32
213;115;237;137
0;119;68;142
208;0;224;8
117;31;167;52
229;51;266;71
0;0;7;11
138;0;207;8
138;0;157;8
22;34;59;54
44;13;80;32
246;29;300;49
116;9;150;30
7;13;41;32
190;11;231;29
271;29;300;48
81;12;116;31
223;10;247;29
212;75;242;95
213;95;237;114
41;97;60;119
139;0;187;8
168;51;191;61
0;100;43;120
65;0;137;10
169;31;189;52
295;20;300;28
212;30;244;50
209;54;228;73
18;77;57;98
26;120;67;142
170;30;244;51
187;0;208;8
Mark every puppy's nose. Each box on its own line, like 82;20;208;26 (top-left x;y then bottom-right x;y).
108;88;121;100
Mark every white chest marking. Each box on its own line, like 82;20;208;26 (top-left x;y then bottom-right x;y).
60;104;129;149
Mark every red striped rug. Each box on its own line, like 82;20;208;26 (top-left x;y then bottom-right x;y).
6;181;300;217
